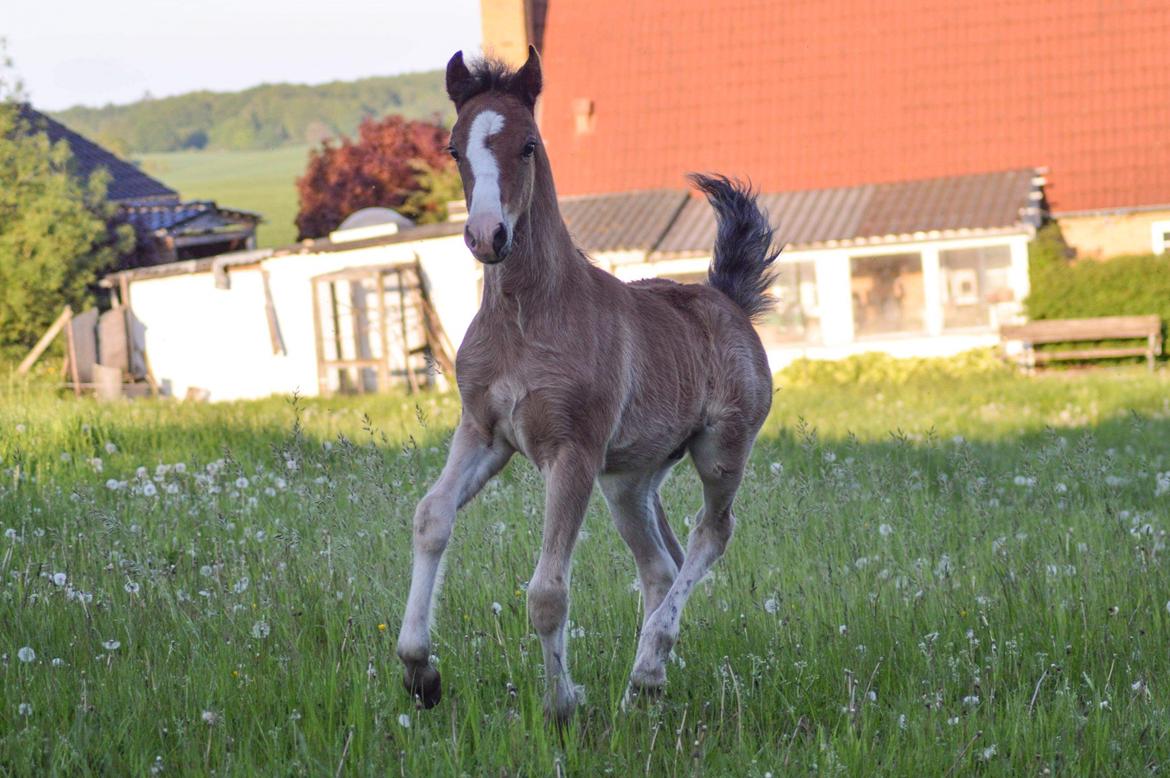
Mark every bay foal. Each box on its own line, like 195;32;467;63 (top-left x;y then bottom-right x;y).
397;47;777;722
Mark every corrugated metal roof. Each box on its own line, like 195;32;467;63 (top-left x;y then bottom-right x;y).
653;169;1040;256
559;189;688;251
17;104;178;203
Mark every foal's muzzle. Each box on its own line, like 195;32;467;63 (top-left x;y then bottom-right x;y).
464;217;511;264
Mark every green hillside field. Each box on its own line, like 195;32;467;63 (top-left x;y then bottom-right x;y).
137;147;310;248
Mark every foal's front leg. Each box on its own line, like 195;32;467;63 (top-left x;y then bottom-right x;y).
527;447;600;723
397;421;512;707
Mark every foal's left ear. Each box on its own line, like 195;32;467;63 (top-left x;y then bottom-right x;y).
513;45;543;111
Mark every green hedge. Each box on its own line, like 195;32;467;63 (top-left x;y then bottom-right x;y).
778;348;1010;387
1026;223;1170;324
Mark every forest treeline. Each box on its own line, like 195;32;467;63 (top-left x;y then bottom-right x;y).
51;70;449;154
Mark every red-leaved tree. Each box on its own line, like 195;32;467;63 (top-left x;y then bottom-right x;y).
295;115;452;240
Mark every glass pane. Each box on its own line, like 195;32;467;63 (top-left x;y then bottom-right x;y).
939;245;1012;329
758;261;819;345
850;253;925;336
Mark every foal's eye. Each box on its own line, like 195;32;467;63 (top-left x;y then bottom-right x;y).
522;140;537;159
447;145;460;162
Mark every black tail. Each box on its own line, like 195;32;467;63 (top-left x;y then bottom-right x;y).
690;173;780;322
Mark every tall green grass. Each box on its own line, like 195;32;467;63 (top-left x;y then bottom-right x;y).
2;368;1169;774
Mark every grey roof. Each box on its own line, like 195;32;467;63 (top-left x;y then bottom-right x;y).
120;200;261;234
18;104;178;203
654;169;1044;255
559;189;688;252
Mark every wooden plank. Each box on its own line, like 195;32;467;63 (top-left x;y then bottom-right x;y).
374;270;392;392
261;270;286;355
126;308;148;380
17;306;72;374
1001;315;1161;343
320;359;385;368
398;268;420;394
1031;347;1150;362
69;309;99;385
93;363;122;402
311;279;328;396
98;308;130;376
65;312;82;397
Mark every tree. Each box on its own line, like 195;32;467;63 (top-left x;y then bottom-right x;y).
0;43;134;350
294;115;453;239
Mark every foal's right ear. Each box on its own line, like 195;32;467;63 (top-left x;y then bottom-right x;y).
446;50;474;108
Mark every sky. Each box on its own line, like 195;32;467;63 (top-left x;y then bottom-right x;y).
4;0;482;110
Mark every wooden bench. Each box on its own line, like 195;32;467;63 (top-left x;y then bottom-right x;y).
1000;315;1163;371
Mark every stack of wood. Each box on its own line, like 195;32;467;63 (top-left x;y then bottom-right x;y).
18;305;157;399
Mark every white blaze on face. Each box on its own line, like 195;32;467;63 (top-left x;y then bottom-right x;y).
466;109;506;223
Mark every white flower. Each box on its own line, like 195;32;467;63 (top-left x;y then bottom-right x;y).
962;695;980;707
106;479;121;491
235;477;249;489
52;572;67;586
980;744;998;761
104;442;117;454
1055;482;1068;494
51;658;64;667
142;482;158;497
199;565;213;577
232;577;250;594
124;581;140;594
18;703;32;716
1012;475;1036;487
166;483;180;495
491;601;502;615
878;523;893;537
769;462;783;476
90;457;103;472
397;713;411;728
4;528;17;540
60;452;72;463
764;597;779;614
103;639;121;651
251;621;270;639
838;624;848;635
174;462;186;474
17;646;35;663
136;466;148;480
201;710;219;725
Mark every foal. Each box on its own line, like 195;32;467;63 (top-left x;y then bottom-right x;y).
397;47;777;722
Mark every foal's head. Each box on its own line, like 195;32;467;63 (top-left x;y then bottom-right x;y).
445;48;543;264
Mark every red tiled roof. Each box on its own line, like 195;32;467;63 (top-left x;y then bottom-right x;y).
537;0;1170;214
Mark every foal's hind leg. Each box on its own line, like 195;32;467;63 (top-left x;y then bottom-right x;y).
599;467;682;623
397;421;512;707
628;423;754;693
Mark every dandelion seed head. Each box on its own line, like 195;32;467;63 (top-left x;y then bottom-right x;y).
398;713;411;728
18;702;32;716
102;640;121;651
17;646;35;663
251;620;270;639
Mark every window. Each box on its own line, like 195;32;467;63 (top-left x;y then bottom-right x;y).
850;253;925;336
758;261;820;345
1152;220;1170;255
938;245;1013;330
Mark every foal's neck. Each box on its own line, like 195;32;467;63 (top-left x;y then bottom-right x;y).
480;155;584;310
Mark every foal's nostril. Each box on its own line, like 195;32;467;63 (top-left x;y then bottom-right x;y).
463;226;477;250
492;224;508;257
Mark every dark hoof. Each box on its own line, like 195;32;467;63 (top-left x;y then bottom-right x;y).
622;681;664;710
403;665;442;708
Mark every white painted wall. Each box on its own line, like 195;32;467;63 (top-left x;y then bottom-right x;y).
130;230;1033;401
130;234;479;401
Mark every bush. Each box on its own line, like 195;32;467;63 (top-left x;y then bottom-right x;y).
777;348;1010;387
1026;222;1170;324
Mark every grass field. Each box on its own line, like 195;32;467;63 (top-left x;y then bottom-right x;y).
2;367;1170;775
137;148;310;249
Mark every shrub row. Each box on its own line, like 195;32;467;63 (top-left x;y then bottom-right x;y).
1025;223;1170;325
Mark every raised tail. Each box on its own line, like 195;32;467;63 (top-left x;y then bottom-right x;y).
689;173;780;322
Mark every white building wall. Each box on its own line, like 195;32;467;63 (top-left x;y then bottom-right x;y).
130;235;479;401
130;230;1033;401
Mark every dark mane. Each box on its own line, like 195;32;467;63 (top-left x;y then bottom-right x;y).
448;56;526;108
